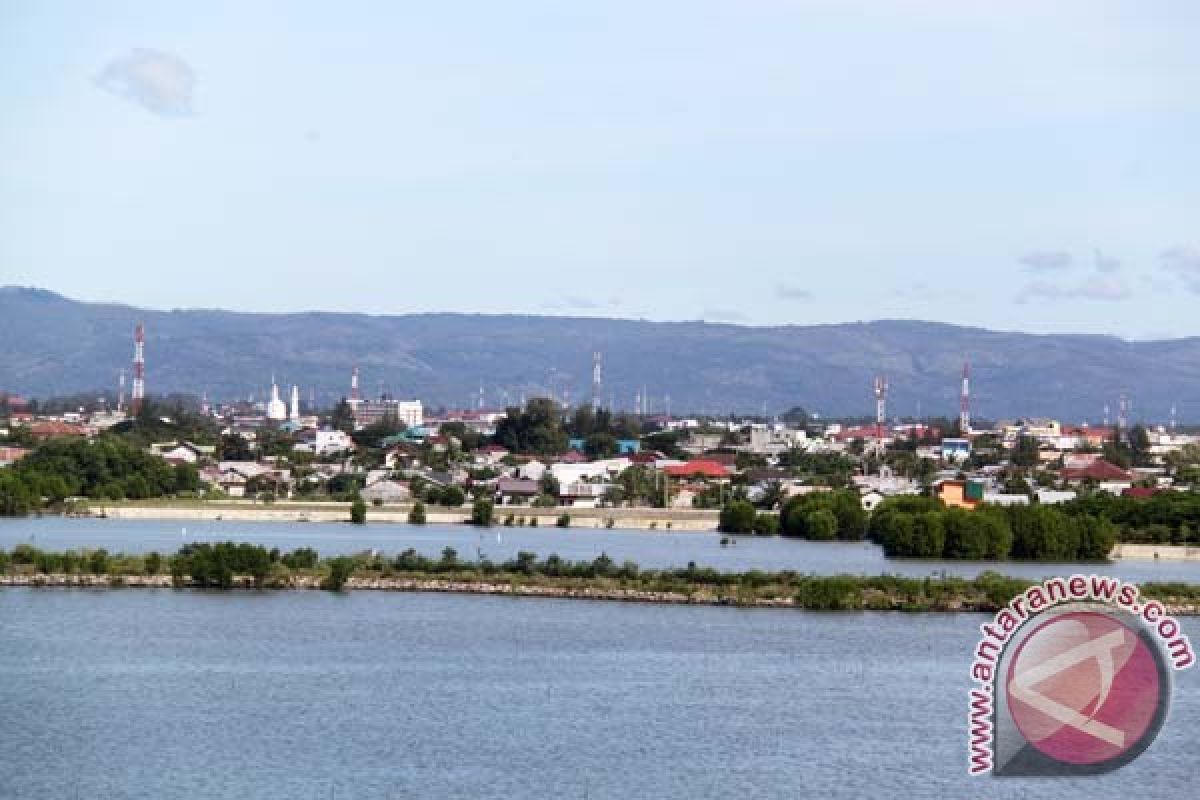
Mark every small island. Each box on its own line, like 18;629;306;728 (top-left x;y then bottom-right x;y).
4;542;1200;614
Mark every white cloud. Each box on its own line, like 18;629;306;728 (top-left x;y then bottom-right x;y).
775;282;813;301
1161;245;1200;292
702;307;749;323
1015;276;1131;304
1093;250;1121;273
1018;250;1073;272
95;49;195;116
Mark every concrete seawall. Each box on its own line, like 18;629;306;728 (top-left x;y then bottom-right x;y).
1111;543;1200;562
87;503;720;531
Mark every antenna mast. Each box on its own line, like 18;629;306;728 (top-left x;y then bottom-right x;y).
959;359;971;434
131;323;145;415
873;375;888;441
591;352;602;410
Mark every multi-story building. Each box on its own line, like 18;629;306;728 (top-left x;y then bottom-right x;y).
352;398;423;429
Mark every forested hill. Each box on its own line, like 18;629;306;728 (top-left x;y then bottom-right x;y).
2;286;1198;421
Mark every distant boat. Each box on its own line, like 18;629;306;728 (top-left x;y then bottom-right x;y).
496;531;502;544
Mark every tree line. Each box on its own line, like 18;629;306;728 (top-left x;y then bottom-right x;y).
1064;491;1200;544
719;490;866;540
867;496;1115;561
0;435;201;515
720;489;1124;562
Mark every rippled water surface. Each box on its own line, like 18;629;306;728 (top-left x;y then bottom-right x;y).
1;589;1197;799
4;517;1200;583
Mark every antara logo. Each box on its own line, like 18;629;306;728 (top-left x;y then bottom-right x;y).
967;575;1192;777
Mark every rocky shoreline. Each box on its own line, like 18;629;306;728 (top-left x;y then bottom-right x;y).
5;573;1200;615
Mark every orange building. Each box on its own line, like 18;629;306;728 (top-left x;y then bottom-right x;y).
935;479;985;510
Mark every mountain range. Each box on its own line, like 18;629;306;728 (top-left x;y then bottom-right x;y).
1;286;1195;423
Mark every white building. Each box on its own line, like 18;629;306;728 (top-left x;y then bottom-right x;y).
353;399;423;429
266;379;287;421
294;429;356;456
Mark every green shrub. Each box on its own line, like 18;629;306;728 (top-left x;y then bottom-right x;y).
718;500;756;533
322;557;355;591
472;498;495;526
804;509;838;541
753;513;780;536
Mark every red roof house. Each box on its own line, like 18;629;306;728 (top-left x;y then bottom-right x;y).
0;446;30;466
664;460;731;479
1061;459;1132;483
28;420;88;440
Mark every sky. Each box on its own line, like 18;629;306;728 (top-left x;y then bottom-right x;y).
2;0;1199;338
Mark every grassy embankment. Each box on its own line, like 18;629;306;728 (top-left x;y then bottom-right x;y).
5;542;1200;612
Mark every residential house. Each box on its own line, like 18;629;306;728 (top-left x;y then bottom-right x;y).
360;480;411;504
941;438;971;462
682;433;725;454
1036;489;1077;505
518;460;548;482
934;479;985;510
663;460;731;480
294;428;355;456
495;478;541;505
982;492;1031;507
1061;459;1132;486
560;480;613;508
474;445;510;466
27;420;89;440
0;446;30;467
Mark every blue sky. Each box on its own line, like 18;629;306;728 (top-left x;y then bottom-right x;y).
2;1;1198;338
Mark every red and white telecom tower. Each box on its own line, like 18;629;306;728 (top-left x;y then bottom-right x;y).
873;375;888;440
349;365;361;406
959;360;971;434
131;322;145;416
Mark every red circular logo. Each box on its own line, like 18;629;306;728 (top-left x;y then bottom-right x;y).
1006;611;1163;765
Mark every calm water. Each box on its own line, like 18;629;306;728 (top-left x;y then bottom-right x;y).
0;590;1196;799
4;517;1200;584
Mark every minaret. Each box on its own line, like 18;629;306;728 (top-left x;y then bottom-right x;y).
289;385;300;421
267;375;287;421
